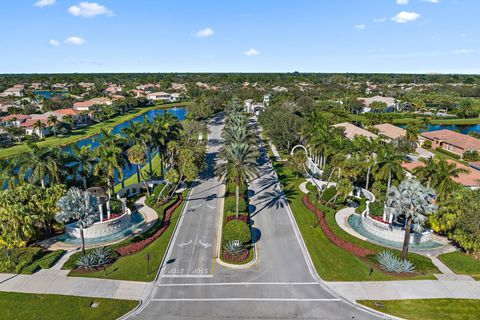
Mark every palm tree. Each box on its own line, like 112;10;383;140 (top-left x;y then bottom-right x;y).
430;158;467;200
216;143;258;219
70;144;96;190
385;179;437;259
127;144;150;196
405;122;420;145
32;120;46;138
17;144;64;188
151;112;181;176
93;131;126;196
47;115;59;136
374;144;405;191
352;136;379;191
412;156;437;188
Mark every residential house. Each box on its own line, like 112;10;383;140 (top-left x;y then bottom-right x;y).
50;108;90;127
0;114;31;127
136;84;156;91
373;123;406;140
52;83;68;90
420;129;480;157
358;96;397;113
20;118;51;137
0;129;13;147
332;122;378;140
0;86;25;97
73;97;112;111
79;82;95;89
104;85;123;94
129;89;146;98
402;160;480;189
147;92;173;102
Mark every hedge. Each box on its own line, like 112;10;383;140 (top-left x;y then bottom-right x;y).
435;148;461;160
224;196;247;214
223;220;252;244
0;247;43;273
22;250;65;274
320;186;337;202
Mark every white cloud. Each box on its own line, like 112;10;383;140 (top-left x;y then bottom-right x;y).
244;48;259;56
68;2;113;18
34;0;55;7
461;34;467;38
391;11;420;23
423;0;440;3
355;24;366;30
396;0;409;5
194;28;214;38
453;49;475;54
373;17;387;23
48;39;60;47
65;36;86;45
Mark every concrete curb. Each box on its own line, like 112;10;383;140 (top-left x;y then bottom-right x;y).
215;183;258;270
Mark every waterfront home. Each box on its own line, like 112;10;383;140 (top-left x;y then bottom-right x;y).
50;109;90;127
373;123;406;140
147;92;173;102
129;89;146;98
420;129;480;157
402;160;480;189
333;122;378;140
29;82;45;90
73;97;112;111
105;85;123;94
79;82;95;89
20;118;51;137
51;83;68;90
358;96;397;113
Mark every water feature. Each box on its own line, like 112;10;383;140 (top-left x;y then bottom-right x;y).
55;211;145;245
348;214;443;250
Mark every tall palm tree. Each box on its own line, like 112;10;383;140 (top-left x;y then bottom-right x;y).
216;143;258;219
374;144;405;191
412;156;437;188
70;144;96;190
17;144;64;188
385;179;436;259
151;112;181;176
127;144;150;196
47;115;59;136
430;158;467;200
32;120;46;138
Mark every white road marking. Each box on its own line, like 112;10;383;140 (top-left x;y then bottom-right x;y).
177;240;193;248
207;204;216;209
198;240;211;248
157;282;319;287
151;298;341;302
190;204;202;210
161;274;214;278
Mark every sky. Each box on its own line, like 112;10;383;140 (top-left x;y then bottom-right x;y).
0;0;478;74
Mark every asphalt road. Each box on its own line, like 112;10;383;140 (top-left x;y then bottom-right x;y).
130;114;384;320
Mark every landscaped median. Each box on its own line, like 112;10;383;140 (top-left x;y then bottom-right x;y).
269;155;439;281
62;189;188;282
217;182;255;266
0;292;138;320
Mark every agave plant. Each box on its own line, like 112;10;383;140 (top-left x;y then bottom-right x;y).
375;251;415;273
75;254;97;270
92;247;114;266
223;240;244;256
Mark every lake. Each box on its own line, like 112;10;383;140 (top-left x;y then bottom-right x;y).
68;107;187;183
32;90;68;99
398;123;480;135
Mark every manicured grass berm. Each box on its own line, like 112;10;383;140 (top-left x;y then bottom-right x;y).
438;251;480;280
0;292;138;320
359;299;480;320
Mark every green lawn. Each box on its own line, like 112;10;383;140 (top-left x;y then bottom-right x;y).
67;190;188;282
359;299;480;320
114;153;163;192
0;292;138;320
439;251;480;280
270;156;438;281
0;102;189;159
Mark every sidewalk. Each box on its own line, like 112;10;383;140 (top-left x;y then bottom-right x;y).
327;280;480;301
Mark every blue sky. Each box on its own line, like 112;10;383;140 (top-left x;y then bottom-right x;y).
0;0;478;74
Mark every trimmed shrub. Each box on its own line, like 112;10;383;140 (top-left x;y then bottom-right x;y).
435;147;461;160
422;140;432;149
320;187;337;202
110;199;122;214
0;247;43;273
369;201;384;217
223;220;251;244
224;196;247;214
226;182;246;196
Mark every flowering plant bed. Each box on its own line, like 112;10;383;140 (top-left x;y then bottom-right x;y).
222;249;249;263
303;195;374;257
370;215;390;224
116;194;183;257
226;215;249;223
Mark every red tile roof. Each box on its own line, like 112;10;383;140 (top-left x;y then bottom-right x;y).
20;118;49;128
53;108;82;116
1;114;31;121
402;159;480;187
421;129;480;151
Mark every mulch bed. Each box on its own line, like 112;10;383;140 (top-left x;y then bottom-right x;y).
222;249;249;263
303;195;374;257
226;215;249;223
